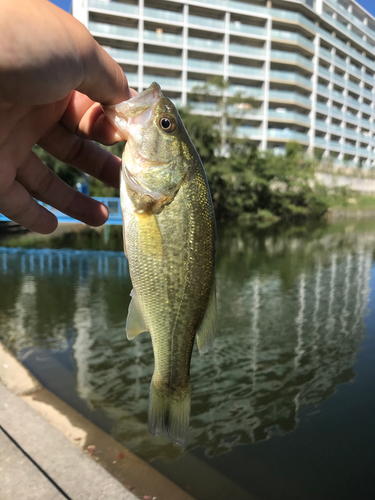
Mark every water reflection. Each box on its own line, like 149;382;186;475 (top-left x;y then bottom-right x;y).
0;223;373;461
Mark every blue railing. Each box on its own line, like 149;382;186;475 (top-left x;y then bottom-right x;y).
0;197;123;226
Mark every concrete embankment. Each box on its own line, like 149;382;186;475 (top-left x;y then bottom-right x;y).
0;342;194;500
316;171;375;195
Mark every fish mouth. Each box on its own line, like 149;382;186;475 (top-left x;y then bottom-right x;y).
104;82;162;140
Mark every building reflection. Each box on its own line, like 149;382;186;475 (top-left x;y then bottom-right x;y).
0;233;373;459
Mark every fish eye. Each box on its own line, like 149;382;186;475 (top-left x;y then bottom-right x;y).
159;116;176;133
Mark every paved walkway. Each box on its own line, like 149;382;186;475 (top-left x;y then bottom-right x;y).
0;383;137;500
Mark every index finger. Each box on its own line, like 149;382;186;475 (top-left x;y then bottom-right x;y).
75;28;132;105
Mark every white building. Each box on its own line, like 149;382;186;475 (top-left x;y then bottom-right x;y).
73;0;375;167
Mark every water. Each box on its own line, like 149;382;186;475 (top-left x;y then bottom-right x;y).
1;220;375;500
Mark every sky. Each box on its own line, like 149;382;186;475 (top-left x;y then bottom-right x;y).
357;0;375;17
51;0;71;12
51;0;375;17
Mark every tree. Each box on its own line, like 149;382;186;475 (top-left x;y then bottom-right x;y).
177;108;219;165
188;76;257;155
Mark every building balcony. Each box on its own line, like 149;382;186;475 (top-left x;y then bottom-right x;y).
229;0;268;16
318;66;331;80
267;129;310;143
345;112;359;124
230;22;267;38
314;136;328;147
143;30;183;46
89;21;138;39
126;72;138;86
271;30;315;52
236;126;263;138
143;74;181;88
88;0;138;16
343;129;359;141
317;84;330;97
271;50;314;71
363;72;375;86
270;71;312;89
268;90;311;108
346;80;360;95
342;142;357;153
187;101;219;113
321;11;374;55
319;47;332;61
358;147;370;156
144;7;183;24
271;9;317;34
358;132;371;143
330;124;343;135
332;73;346;88
331;107;345;119
315;119;328;130
329;140;342;150
103;46;138;61
361;103;373;115
228;64;264;79
347;64;363;80
144;53;182;67
229;85;264;98
190;37;224;52
331;90;344;103
346;95;360;110
189;15;225;31
359;118;371;128
316;101;328;114
188;58;224;73
230;44;266;58
362;88;374;100
268;109;311;126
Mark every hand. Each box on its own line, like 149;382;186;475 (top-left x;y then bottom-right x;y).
0;0;135;234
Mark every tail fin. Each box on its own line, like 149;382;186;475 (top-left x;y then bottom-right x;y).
148;378;191;445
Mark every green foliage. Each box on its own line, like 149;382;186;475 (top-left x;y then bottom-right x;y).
33;145;83;188
32;143;124;197
203;143;328;224
178;108;219;164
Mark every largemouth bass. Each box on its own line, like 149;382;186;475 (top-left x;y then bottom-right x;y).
104;82;216;444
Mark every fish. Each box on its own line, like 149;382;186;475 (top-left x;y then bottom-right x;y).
104;82;216;445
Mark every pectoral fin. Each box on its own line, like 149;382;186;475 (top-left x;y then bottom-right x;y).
137;213;163;259
126;290;148;340
196;283;216;355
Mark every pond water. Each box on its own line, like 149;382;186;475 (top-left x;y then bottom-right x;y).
1;220;375;500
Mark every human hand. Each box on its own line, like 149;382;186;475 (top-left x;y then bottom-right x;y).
0;0;135;234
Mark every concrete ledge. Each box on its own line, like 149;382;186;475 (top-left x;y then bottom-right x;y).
0;383;137;500
0;343;194;500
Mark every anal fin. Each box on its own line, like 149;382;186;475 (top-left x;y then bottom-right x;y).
196;283;216;355
126;290;148;340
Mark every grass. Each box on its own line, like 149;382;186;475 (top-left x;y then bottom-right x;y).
326;191;375;211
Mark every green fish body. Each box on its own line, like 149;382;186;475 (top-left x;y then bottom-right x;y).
105;83;216;444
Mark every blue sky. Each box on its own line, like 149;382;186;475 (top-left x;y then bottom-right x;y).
50;0;375;17
51;0;71;12
358;1;375;17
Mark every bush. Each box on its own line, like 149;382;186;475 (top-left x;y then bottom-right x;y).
204;143;328;224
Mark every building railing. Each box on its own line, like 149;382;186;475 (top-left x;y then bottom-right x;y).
144;7;183;23
271;50;314;70
88;0;138;15
89;21;138;39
